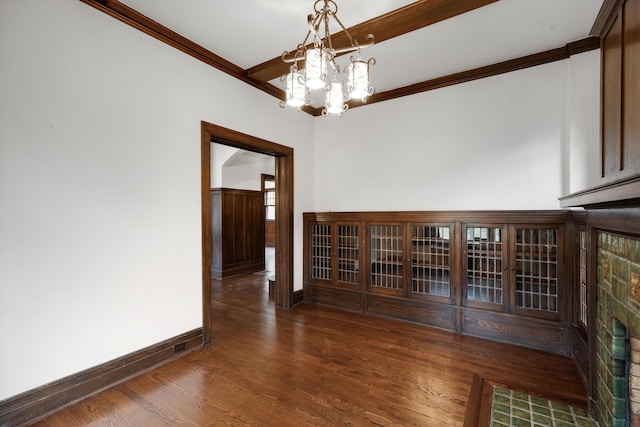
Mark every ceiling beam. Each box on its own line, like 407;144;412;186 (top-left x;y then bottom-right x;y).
246;0;499;84
351;37;601;109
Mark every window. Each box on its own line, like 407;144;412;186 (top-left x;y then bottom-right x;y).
262;175;275;220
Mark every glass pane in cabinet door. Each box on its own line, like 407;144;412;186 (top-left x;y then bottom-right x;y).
579;230;588;326
311;223;332;280
466;227;503;304
411;225;450;297
515;228;558;312
337;225;359;284
370;225;403;290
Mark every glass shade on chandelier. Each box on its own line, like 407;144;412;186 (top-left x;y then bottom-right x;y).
346;57;375;102
324;81;347;116
304;48;328;89
284;69;306;108
280;0;375;116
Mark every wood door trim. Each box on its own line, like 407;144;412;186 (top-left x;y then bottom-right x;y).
201;122;294;344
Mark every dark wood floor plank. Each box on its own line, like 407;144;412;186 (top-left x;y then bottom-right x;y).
31;268;586;426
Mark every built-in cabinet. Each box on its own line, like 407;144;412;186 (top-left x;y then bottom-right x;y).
211;188;265;279
309;221;364;289
304;211;571;355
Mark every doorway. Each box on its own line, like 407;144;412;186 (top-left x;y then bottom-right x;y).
200;121;294;345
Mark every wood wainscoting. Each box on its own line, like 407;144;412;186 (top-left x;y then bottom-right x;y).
0;329;203;426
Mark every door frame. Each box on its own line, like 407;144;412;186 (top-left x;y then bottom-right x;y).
201;121;294;345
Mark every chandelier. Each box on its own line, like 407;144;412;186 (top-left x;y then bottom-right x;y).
280;0;376;116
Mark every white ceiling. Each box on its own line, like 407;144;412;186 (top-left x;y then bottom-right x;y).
118;0;604;98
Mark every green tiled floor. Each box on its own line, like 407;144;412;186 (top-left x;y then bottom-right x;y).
490;387;599;427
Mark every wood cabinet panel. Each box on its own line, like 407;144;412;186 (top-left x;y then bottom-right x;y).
602;13;623;178
460;309;570;355
366;295;457;331
211;188;265;278
265;220;276;247
624;0;640;173
562;0;640;207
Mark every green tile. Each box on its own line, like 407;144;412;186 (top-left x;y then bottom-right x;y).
553;410;574;422
529;396;548;406
491;411;510;424
571;407;590;418
574;415;599;427
531;412;551;425
511;407;530;420
493;394;510;405
531;404;551;417
550;401;571;412
510;417;530;427
511;398;530;410
611;417;627;427
512;391;529;401
492;402;510;415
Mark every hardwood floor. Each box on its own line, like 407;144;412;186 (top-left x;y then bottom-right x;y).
32;261;587;426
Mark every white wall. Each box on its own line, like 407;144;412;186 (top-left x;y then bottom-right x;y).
314;54;600;211
210;143;237;188
211;145;275;190
567;50;601;194
220;150;275;191
0;0;313;399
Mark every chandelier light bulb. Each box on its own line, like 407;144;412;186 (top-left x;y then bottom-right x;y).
347;58;374;101
285;70;306;107
324;81;347;115
305;48;327;89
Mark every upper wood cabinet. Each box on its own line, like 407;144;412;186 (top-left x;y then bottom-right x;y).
602;0;640;182
561;0;640;207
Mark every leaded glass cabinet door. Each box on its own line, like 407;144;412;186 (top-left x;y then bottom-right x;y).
335;223;362;289
463;224;506;311
511;225;563;320
409;224;453;302
310;222;333;286
368;223;405;296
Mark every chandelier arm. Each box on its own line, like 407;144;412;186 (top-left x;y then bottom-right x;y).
324;6;333;53
332;37;374;56
282;42;307;63
308;13;324;47
330;12;357;48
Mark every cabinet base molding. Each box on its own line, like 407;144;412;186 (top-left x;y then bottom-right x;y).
0;328;204;427
305;286;571;356
212;260;265;279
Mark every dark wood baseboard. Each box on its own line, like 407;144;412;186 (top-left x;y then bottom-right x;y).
212;261;265;279
292;289;304;306
0;328;203;426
